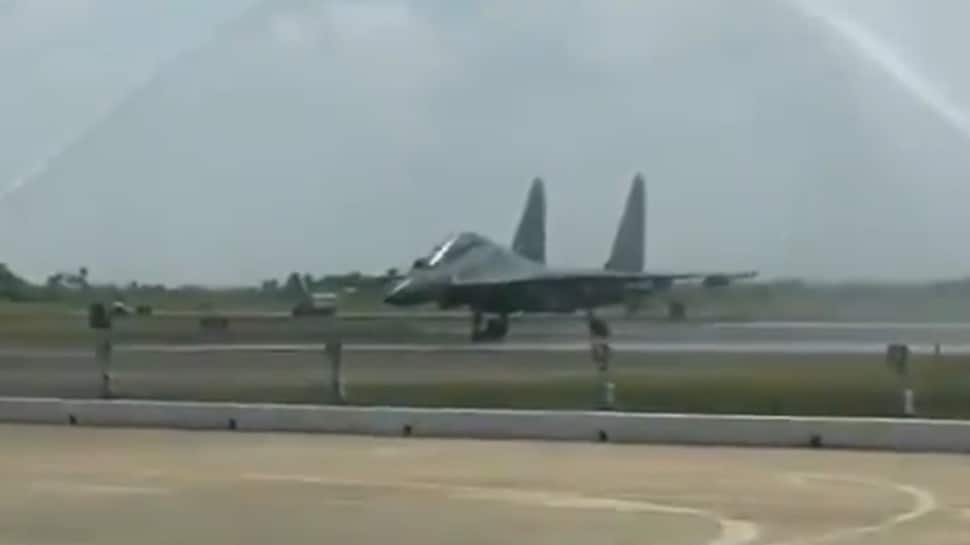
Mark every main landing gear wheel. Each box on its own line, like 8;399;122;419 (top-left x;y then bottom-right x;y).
471;312;509;342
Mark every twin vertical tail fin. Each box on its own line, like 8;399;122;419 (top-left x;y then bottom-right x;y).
605;173;646;272
512;174;642;270
512;177;546;263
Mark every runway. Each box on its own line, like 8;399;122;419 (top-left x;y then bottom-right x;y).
11;319;970;354
463;319;970;345
0;424;967;544
17;341;961;356
0;341;965;357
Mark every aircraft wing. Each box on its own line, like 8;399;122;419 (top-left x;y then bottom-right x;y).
645;270;758;282
634;270;758;289
453;270;638;286
452;268;756;288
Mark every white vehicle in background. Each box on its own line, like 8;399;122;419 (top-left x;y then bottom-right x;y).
110;300;152;317
111;300;133;316
291;291;338;317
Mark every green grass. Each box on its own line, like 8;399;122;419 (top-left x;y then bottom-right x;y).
63;352;969;419
0;284;389;313
0;312;444;347
347;357;970;418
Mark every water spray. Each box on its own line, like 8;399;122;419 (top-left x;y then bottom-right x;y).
0;2;260;204
791;0;970;141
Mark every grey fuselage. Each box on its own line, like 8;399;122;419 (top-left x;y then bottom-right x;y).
385;233;629;314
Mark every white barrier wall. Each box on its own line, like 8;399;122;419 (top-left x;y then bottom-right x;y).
0;397;968;453
0;397;68;424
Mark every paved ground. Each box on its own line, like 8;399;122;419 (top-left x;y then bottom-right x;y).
17;312;970;348
381;318;970;346
22;318;970;349
0;424;968;544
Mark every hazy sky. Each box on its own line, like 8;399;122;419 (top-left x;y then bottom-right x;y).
0;1;258;190
3;0;970;285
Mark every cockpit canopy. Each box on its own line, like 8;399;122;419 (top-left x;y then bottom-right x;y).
412;232;486;270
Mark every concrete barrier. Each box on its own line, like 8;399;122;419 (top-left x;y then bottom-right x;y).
0;397;968;453
62;399;240;430
379;408;602;442
234;405;601;441
598;412;970;451
236;404;408;435
0;397;68;424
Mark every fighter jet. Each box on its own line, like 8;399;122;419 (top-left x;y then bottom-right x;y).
385;177;756;341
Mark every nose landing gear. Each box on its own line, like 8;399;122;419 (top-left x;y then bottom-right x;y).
467;309;609;343
471;311;509;342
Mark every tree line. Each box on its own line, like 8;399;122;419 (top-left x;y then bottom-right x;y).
0;263;399;303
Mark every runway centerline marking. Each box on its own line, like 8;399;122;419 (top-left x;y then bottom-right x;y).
768;472;938;545
243;473;761;545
